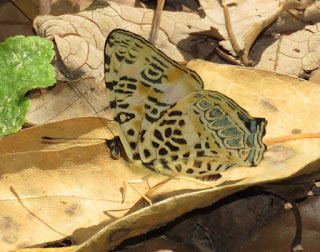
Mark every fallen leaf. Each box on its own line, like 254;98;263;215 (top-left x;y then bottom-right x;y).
33;0;320;82
33;1;215;82
69;61;320;251
252;22;320;77
18;60;320;251
26;78;110;125
239;195;320;251
200;0;300;63
4;59;320;251
0;117;167;251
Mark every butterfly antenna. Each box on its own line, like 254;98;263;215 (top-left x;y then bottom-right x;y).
42;136;106;142
68;81;116;138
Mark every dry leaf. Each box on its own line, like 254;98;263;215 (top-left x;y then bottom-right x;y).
239;195;320;251
3;60;319;251
33;1;215;82
71;60;320;251
252;22;320;77
199;0;300;62
26;78;110;125
32;0;319;82
0;117;168;251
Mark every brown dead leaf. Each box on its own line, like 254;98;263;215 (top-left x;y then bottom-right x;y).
252;22;320;77
33;1;215;82
26;78;110;125
199;0;300;63
239;195;320;251
309;67;320;84
0;1;35;41
32;0;317;82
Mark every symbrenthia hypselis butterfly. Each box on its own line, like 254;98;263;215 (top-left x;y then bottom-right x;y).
104;29;266;178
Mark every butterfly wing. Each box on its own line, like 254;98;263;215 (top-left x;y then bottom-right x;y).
105;29;203;160
137;90;267;177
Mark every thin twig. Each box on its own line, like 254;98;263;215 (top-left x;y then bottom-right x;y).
149;0;165;44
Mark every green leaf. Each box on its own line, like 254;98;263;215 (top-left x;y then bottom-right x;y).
0;36;55;137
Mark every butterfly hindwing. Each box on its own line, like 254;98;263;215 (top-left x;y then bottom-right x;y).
138;90;266;177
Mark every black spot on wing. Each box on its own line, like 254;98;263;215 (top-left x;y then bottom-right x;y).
178;120;185;127
154;130;164;141
119;103;129;109
194;143;202;149
173;130;182;135
197;151;205;157
159;148;168;156
146;114;157;123
133;153;140;160
165;128;172;138
152;141;159;148
165;141;179;152
159;120;176;126
110;100;117;109
194;160;202;168
127;129;135;136
168;111;183;117
130;142;136;150
171;137;187;145
144;149;151;158
175;164;182;172
160;159;171;170
106;80;116;91
183;152;190;158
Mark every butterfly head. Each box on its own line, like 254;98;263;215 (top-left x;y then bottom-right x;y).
106;136;129;161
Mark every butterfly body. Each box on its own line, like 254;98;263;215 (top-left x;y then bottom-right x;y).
105;29;266;178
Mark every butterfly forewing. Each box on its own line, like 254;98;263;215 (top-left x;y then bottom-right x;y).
105;29;203;160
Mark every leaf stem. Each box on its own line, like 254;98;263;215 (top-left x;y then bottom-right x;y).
264;132;320;145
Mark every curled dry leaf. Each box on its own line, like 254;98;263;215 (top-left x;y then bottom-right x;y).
0;117;166;251
199;0;300;63
73;61;320;251
33;1;215;82
3;60;319;251
239;195;320;251
33;0;319;83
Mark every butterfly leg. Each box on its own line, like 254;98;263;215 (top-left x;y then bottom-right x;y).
174;176;219;188
129;175;151;184
129;177;172;206
129;178;153;205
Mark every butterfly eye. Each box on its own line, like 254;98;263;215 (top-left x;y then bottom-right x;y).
111;145;120;159
106;137;121;160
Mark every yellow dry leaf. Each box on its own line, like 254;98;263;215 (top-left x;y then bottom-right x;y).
4;60;320;251
71;61;320;251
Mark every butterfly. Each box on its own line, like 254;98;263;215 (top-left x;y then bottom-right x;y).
104;29;266;178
